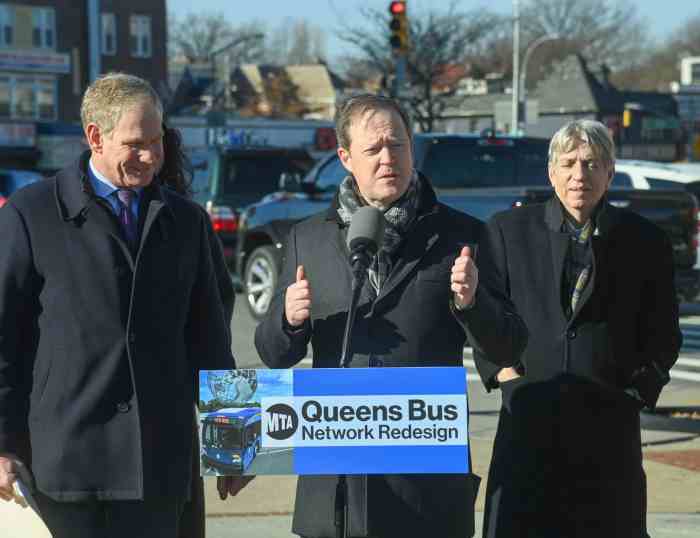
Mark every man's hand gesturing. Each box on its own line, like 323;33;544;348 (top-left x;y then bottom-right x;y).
0;455;18;502
451;246;479;310
285;265;311;327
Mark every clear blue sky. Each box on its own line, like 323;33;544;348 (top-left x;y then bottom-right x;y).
168;0;699;61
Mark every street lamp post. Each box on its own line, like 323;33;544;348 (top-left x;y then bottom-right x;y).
209;33;264;110
511;0;520;135
518;33;560;130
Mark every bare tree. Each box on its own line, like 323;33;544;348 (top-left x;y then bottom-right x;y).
519;0;649;90
612;11;700;91
169;12;266;64
667;12;700;58
338;2;505;132
266;19;327;66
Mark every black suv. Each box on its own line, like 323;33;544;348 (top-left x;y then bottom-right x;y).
190;145;316;268
234;134;551;319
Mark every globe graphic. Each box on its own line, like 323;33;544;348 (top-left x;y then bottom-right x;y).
207;369;258;405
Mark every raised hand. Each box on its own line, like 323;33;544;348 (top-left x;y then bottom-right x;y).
0;455;18;502
451;246;479;310
285;265;312;327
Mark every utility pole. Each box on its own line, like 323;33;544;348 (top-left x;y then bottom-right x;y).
511;0;520;135
209;33;263;111
87;0;101;82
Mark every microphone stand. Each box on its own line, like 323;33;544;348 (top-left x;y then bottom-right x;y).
335;248;373;538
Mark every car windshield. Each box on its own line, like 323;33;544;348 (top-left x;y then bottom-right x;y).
221;154;314;196
0;170;42;196
419;139;550;188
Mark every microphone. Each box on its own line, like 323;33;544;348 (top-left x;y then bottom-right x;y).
346;206;385;274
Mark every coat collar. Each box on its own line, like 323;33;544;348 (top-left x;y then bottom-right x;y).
55;150;175;222
544;194;620;324
544;194;618;237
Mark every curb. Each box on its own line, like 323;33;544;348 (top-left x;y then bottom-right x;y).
641;406;700;434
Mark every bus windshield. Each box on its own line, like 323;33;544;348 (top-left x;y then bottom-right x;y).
204;423;243;449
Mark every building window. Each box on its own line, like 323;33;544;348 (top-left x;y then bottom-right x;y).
0;5;13;48
32;7;55;49
14;79;36;119
101;13;117;55
37;79;56;120
692;64;700;85
0;76;57;120
130;15;151;58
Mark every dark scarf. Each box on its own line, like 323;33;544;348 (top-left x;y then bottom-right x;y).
337;170;421;293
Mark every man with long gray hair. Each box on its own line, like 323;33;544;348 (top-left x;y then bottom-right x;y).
0;73;245;537
473;119;681;537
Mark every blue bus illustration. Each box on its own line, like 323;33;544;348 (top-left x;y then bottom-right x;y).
201;407;262;474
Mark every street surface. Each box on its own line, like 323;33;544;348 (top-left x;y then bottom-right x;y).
215;295;700;538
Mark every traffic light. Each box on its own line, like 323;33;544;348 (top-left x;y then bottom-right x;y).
389;1;409;53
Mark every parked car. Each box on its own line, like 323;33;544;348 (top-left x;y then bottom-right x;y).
0;169;44;207
235;134;700;319
189;145;317;268
614;160;700;194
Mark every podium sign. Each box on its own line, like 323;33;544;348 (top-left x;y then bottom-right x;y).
199;367;470;476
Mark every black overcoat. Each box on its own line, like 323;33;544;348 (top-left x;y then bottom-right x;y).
474;197;681;538
255;177;528;538
0;153;235;502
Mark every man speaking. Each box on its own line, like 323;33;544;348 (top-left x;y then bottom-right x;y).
255;94;527;538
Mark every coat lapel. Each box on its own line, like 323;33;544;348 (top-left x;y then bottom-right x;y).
89;197;136;270
372;215;440;311
544;198;569;319
138;192;168;252
55;154;136;268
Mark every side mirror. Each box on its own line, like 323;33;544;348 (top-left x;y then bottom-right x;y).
279;172;301;192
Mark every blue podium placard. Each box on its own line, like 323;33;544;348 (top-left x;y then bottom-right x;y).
198;367;470;476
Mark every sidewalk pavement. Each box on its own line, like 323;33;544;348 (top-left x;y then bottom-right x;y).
204;383;700;537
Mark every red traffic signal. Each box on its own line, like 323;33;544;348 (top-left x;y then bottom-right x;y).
389;1;406;15
388;1;409;52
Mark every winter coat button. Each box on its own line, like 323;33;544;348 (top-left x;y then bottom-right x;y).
566;329;577;340
128;332;136;344
116;402;131;413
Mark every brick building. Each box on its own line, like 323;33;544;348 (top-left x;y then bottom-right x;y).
0;0;167;170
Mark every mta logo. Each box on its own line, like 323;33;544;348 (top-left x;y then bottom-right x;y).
266;403;298;440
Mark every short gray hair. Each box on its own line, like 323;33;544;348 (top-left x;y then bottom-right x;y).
81;72;163;138
334;93;412;150
548;119;615;170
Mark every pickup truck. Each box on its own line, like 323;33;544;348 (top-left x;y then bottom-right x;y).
189;145;317;266
234;133;700;319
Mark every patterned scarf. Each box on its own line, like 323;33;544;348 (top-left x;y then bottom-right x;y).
564;217;595;315
337;170;421;293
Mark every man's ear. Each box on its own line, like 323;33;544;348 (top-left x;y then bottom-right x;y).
337;146;353;174
85;123;103;154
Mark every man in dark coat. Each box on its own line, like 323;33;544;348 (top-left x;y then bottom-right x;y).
474;119;681;538
0;73;242;537
255;94;528;538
